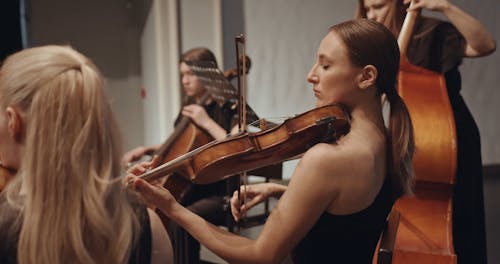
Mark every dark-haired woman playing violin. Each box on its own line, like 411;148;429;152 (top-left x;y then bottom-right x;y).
127;19;415;263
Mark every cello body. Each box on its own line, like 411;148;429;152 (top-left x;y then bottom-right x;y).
159;121;213;201
385;2;458;262
392;60;457;263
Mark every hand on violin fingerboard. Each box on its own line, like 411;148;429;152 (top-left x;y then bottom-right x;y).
230;183;286;222
126;172;178;216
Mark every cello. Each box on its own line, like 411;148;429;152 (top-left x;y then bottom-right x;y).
148;56;257;202
389;1;457;263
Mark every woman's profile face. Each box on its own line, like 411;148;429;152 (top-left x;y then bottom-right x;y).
363;0;392;24
180;62;205;99
307;31;362;107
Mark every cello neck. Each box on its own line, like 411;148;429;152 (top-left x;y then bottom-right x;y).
398;0;420;60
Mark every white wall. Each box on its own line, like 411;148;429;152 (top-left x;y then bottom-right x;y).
140;0;180;146
28;0;146;152
181;0;223;67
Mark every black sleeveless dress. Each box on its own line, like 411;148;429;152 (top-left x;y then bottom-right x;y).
291;179;394;264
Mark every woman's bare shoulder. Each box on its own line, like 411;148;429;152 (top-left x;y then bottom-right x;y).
302;141;364;165
298;143;355;177
298;141;375;184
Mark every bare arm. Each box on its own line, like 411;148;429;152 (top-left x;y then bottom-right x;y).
182;104;227;140
128;144;343;264
409;0;496;57
147;208;173;264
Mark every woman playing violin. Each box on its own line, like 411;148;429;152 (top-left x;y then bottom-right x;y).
123;47;241;264
0;45;172;264
357;1;496;262
127;19;415;263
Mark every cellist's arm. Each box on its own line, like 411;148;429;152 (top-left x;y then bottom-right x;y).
408;0;496;57
182;104;227;140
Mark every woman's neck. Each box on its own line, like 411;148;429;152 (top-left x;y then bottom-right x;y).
349;98;386;135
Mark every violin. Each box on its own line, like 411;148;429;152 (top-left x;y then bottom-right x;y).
137;103;350;185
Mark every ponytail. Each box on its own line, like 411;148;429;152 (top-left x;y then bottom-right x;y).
330;19;414;198
387;92;415;198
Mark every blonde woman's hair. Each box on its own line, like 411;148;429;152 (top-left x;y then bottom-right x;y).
0;45;139;264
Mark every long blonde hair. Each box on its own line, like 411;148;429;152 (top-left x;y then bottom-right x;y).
0;45;139;264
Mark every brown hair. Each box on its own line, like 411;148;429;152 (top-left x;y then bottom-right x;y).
355;0;407;37
331;19;415;198
180;47;218;67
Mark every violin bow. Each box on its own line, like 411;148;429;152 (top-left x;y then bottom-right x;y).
235;34;248;133
235;34;249;230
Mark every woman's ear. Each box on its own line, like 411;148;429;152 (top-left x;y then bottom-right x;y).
5;106;24;143
358;65;378;90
